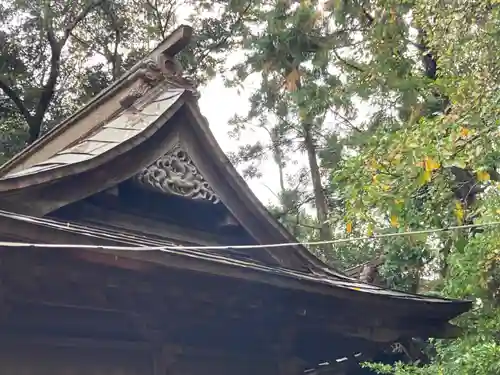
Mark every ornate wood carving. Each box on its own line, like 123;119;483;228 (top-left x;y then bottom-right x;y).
135;145;220;204
120;54;198;109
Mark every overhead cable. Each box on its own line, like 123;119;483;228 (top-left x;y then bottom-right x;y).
1;221;499;251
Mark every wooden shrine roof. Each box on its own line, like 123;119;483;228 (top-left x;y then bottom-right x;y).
0;25;471;338
0;89;184;181
0;25;343;276
0;83;336;273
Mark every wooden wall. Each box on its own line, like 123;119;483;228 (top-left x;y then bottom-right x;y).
0;340;281;375
0;343;152;375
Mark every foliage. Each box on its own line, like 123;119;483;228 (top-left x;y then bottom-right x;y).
225;0;362;263
225;0;500;371
333;0;500;373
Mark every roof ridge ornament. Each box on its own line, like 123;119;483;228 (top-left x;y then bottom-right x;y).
134;144;220;204
120;53;198;110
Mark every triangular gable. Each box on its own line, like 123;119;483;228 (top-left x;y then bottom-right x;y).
0;26;346;277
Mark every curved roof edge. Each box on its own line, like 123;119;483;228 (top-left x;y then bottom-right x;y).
184;101;352;280
0;84;352;276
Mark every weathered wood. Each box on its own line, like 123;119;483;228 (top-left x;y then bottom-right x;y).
55;198;256;251
0;333;277;362
0;98;186;216
279;358;307;375
0;340;152;375
0;244;465;350
153;344;181;375
274;323;306;375
0;25;192;177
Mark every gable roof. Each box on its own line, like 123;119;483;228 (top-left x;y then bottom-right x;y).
0;26;345;276
0;26;193;175
0;26;472;331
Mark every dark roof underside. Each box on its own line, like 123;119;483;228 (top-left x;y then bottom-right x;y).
0;209;471;320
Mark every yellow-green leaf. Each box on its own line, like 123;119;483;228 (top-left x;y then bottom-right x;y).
390;214;399;228
346;221;353;233
418;170;432;185
299;108;307;120
455;201;464;223
424;156;440;172
477;170;490;181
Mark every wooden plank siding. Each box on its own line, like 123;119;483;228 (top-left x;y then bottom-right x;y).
0;343;151;375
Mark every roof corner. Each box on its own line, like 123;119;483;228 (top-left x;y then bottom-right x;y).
0;25;195;177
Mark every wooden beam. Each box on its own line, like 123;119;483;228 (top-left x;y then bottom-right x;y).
0;209;471;329
0;334;151;350
58;200;242;248
0;279;10;325
273;322;307;375
0;252;460;347
152;25;192;58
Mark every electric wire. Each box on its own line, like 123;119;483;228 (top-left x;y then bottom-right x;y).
1;220;500;252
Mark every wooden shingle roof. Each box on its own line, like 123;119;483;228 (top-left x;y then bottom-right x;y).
0;25;471;339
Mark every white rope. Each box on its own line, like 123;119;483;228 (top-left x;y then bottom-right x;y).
2;221;500;251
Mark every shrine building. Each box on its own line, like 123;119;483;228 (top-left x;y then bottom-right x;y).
0;26;470;375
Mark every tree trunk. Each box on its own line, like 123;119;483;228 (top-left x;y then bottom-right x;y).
303;123;331;245
268;126;286;196
274;148;286;194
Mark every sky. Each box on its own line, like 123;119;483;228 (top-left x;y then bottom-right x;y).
197;70;375;210
197;71;374;209
198;76;287;206
180;7;309;208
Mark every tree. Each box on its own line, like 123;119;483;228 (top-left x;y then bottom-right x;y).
0;0;105;144
225;0;363;264
331;0;500;373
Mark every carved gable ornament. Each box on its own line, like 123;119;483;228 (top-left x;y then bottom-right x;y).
134;145;220;204
120;53;198;110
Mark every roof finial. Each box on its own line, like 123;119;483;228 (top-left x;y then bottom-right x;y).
119;25;198;110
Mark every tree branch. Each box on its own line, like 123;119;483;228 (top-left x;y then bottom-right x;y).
30;2;63;141
295;220;321;230
0;78;32;124
70;32;108;58
333;111;363;133
361;6;375;26
332;48;365;72
145;0;169;39
193;1;253;72
28;0;104;142
63;0;105;42
111;28;121;79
